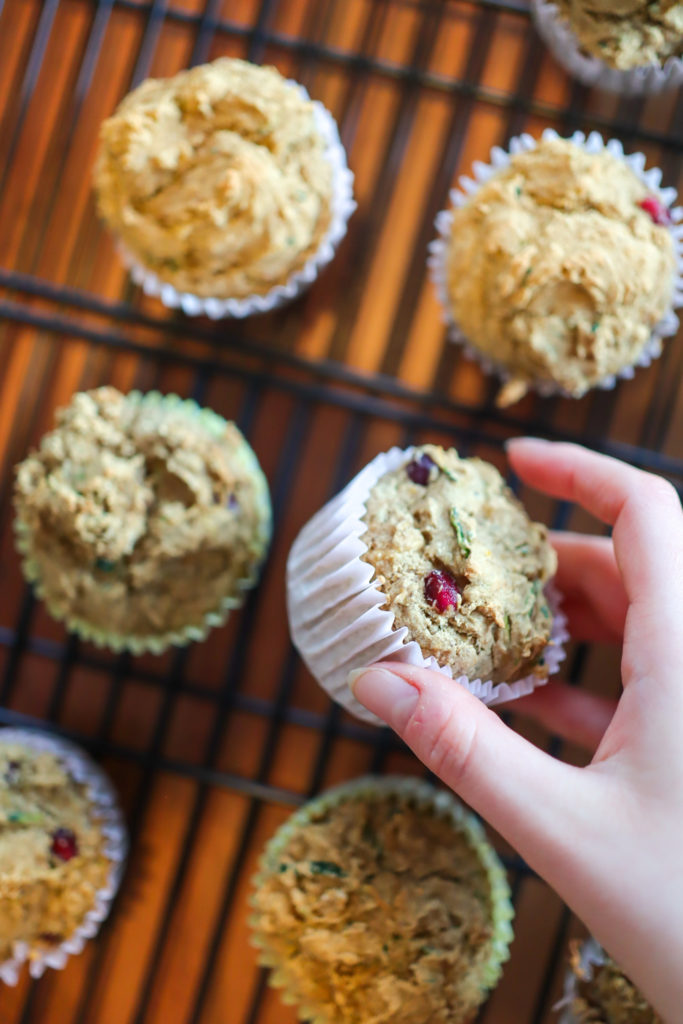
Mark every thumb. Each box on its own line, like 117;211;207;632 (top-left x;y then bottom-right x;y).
350;662;606;883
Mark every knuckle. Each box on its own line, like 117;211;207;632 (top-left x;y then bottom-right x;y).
643;473;679;509
407;701;479;791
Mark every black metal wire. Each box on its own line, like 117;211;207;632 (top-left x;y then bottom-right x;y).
105;0;683;151
0;0;60;199
0;701;308;802
189;0;223;67
11;0;114;279
2;297;682;484
187;406;316;1022
195;406;373;1023
0;0;681;1021
380;5;498;379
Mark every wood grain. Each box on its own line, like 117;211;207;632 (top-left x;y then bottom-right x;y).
0;1;680;1021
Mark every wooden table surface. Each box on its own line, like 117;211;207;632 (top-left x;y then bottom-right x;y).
0;2;681;1022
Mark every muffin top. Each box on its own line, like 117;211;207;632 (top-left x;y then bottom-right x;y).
94;57;334;298
253;788;500;1024
568;943;660;1023
14;387;270;643
555;0;682;70
359;445;556;683
0;741;110;959
446;137;676;404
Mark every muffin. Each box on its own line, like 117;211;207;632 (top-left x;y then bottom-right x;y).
93;57;354;316
531;0;683;94
287;445;567;725
560;939;660;1023
360;444;557;680
553;0;682;70
14;387;271;653
250;776;514;1024
430;133;679;406
0;729;126;984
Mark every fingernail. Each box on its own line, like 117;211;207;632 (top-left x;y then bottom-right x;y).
348;667;419;730
504;435;550;450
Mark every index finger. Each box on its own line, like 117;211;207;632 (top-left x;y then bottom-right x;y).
507;439;683;612
550;532;627;643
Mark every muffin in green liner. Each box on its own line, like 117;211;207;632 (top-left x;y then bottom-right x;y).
249;776;514;1024
13;387;271;654
559;938;660;1023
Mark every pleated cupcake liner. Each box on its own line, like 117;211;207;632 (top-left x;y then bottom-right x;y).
122;81;356;320
287;446;568;727
428;127;683;402
0;727;127;985
554;938;608;1023
249;775;515;1023
530;0;683;96
14;390;272;655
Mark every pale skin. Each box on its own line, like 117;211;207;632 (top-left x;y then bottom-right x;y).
350;438;683;1022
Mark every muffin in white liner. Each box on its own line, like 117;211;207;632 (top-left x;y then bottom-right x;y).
530;0;683;96
555;938;659;1022
428;128;683;406
250;775;514;1024
286;446;568;726
0;728;127;985
556;938;605;1023
110;79;356;320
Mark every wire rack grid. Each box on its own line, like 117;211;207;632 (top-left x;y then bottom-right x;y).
0;1;681;1022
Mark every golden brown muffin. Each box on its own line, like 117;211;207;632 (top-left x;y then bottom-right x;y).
567;941;661;1023
445;137;676;403
251;778;513;1024
93;58;334;298
555;0;682;70
0;743;111;963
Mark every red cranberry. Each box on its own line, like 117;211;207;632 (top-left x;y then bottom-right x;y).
424;570;460;612
406;453;437;486
51;828;78;862
638;196;672;227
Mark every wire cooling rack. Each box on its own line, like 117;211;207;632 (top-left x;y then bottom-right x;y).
0;1;681;1022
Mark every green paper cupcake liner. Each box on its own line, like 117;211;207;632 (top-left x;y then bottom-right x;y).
249;775;515;1024
14;390;272;655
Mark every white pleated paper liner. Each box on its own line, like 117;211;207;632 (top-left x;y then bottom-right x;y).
554;938;614;1023
122;81;356;320
530;0;683;96
286;446;569;727
249;775;515;1024
428;128;683;402
0;728;128;986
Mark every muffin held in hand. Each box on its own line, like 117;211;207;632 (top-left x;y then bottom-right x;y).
361;445;556;682
0;732;125;982
14;387;271;653
562;939;660;1023
553;0;681;71
440;136;677;405
287;445;565;723
250;777;514;1024
93;57;339;303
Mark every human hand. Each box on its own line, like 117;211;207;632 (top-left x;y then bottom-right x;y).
497;528;626;752
349;439;683;1022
